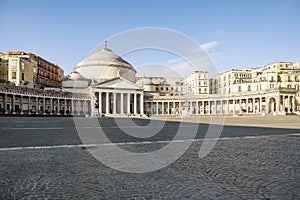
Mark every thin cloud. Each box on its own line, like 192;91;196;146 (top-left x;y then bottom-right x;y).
199;40;219;52
136;41;220;78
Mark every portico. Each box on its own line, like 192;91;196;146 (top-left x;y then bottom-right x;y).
90;77;144;117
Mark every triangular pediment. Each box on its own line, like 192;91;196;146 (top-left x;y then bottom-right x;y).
92;77;141;90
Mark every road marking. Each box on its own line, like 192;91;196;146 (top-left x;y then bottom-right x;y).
0;133;299;152
0;125;199;130
0;128;63;130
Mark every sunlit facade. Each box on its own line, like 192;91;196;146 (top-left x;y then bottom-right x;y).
0;46;299;117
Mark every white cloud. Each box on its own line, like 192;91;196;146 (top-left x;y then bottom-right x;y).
199;41;219;51
136;41;220;78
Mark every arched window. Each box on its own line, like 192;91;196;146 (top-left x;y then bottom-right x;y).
295;84;299;90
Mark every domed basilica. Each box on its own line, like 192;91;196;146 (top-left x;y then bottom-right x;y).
62;43;144;117
62;43;299;118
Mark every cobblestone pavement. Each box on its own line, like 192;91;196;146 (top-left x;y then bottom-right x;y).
0;117;300;199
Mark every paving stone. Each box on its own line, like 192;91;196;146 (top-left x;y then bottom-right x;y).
0;117;299;199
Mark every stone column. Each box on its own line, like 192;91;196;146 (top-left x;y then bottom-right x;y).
283;96;286;112
64;99;67;115
20;95;23;115
239;99;242;114
179;101;181;114
134;93;137;114
71;99;74;115
98;92;102;114
233;99;236;115
140;93;144;115
246;98;248;114
50;98;53;115
287;96;291;113
4;94;7;114
173;101;175;115
120;93;124;114
281;96;284;112
58;99;61;115
167;102;170;115
252;98;256;113
265;98;269;113
292;96;296;112
226;100;229;114
259;97;262;113
43;98;46;115
79;100;82;114
195;101;199;115
74;99;76;115
162;101;164;115
12;95;15;114
36;97;39;115
276;96;280;113
113;93;117;114
28;96;31;115
78;100;82;115
220;100;223;114
156;102;159;114
75;100;78;115
106;92;110;114
127;93;131;114
200;101;202;114
83;100;86;114
150;102;153;115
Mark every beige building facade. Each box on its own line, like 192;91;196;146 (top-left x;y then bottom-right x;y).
0;52;37;88
0;51;64;89
0;45;299;117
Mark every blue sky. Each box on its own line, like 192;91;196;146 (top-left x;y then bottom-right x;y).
1;0;299;76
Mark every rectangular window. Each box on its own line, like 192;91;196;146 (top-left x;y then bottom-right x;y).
11;61;17;69
22;73;24;81
12;72;16;79
238;86;241;92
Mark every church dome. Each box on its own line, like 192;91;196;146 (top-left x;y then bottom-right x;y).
73;43;136;82
66;71;87;80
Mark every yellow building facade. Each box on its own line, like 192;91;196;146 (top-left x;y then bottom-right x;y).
0;52;37;88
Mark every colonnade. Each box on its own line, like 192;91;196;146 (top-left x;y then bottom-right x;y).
0;87;297;117
0;90;91;116
94;91;144;116
145;92;297;116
